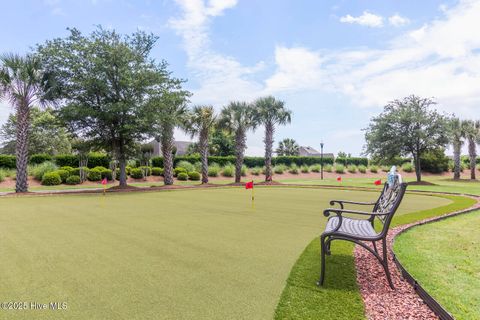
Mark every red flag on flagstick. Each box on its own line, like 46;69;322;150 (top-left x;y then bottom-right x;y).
101;178;108;185
245;181;254;189
337;176;342;182
374;179;382;186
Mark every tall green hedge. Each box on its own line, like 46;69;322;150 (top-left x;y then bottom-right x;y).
0;155;16;169
29;154;52;164
54;153;111;168
335;157;368;166
151;155;335;168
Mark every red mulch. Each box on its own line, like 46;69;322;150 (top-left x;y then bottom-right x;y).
355;197;480;320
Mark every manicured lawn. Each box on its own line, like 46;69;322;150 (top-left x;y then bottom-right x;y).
279;176;480;195
0;187;448;319
394;210;480;320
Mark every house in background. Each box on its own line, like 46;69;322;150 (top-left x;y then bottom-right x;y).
150;140;193;156
298;146;334;158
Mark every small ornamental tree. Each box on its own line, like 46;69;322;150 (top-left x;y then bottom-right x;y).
364;95;449;182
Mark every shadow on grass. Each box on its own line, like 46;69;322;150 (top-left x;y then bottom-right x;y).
275;239;365;320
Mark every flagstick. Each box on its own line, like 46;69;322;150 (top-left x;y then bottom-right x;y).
252;182;255;209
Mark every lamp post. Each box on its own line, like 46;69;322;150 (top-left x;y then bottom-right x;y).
320;141;324;180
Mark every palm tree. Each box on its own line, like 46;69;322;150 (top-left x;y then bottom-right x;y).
448;117;467;180
150;92;189;185
184;105;216;184
276;138;299;156
463;120;480;180
254;96;292;182
0;53;53;192
218;101;256;183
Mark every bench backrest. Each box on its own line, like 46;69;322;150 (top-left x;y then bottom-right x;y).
372;174;408;235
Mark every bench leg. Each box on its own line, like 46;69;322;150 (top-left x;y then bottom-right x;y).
382;238;394;289
317;235;327;286
372;241;378;255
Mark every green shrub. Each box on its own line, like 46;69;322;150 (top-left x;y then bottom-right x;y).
381;166;390;172
289;164;299;174
152;167;163;176
87;152;111;168
358;165;367;173
401;162;414;173
324;164;333;172
274;164;287;174
41;172;62;186
125;165;132;175
0;170;5;182
139;166;151;176
71;167;89;176
177;172;188;181
310;164;321;172
55;169;70;183
420;148;449;173
250;167;261;176
176;160;195;173
370;165;378;173
334;157;368;166
92;166;112;180
54;154;79;167
221;164;235;177
194;162;202;172
60;166;75;173
130;168;144;179
174;167;187;177
33;161;58;181
335;164;345;174
301;165;310;173
241;165;247;177
347;165;357;173
65;175;81;185
0;154;16;169
87;168;103;181
188;171;201;181
208;164;220;177
29;154;52;165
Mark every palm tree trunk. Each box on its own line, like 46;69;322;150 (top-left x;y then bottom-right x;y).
161;127;175;185
199;131;209;184
234;130;246;183
468;137;476;180
15;103;30;193
453;141;461;180
264;122;274;182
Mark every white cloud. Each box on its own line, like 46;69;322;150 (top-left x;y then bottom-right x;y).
169;0;264;105
339;11;384;28
265;0;480;118
388;14;410;27
265;46;323;92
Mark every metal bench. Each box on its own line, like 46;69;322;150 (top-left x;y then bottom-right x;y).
317;171;407;289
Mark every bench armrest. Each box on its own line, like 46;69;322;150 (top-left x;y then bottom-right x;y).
323;208;388;218
329;200;377;209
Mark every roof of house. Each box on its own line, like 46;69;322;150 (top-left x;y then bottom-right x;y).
299;146;334;157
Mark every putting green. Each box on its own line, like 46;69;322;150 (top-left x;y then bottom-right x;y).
0;187;450;319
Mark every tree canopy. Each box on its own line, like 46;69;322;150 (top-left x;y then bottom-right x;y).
0;107;71;155
36;27;186;186
364;95;449;181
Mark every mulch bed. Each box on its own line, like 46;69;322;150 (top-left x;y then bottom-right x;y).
354;196;480;320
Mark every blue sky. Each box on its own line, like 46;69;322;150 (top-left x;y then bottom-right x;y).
1;0;478;156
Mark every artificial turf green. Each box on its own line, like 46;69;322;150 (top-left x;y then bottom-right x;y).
0;187;451;319
394;210;480;320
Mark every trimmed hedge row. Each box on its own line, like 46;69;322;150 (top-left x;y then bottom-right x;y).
335;157;368;166
151;155;336;168
0;153;111;168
